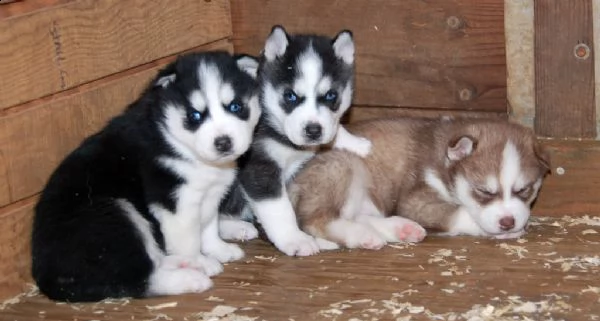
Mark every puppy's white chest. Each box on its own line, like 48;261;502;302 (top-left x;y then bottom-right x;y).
262;139;314;182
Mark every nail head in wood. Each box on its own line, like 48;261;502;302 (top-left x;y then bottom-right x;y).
458;88;474;101
446;16;464;30
574;43;590;60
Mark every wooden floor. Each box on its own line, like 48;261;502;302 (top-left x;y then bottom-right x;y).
1;216;599;321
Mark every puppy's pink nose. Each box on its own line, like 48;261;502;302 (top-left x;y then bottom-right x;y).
499;216;515;231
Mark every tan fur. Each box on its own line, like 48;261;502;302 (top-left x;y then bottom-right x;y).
289;117;550;244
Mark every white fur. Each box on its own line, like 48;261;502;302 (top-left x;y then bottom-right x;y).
358;215;427;243
118;199;163;267
332;31;355;64
333;126;372;157
442;207;488;237
263;48;354;147
424;168;453;202
161;62;260;164
236;56;259;78
326;219;385;249
153;156;236;260
147;261;213;296
262;138;316;182
251;197;320;256
156;74;176;88
218;218;259;241
264;27;289;61
339;163;378;219
189;90;206;112
118;200;217;295
452;141;530;238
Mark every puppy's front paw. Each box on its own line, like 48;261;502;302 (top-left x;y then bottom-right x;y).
388;216;427;243
203;241;245;263
334;135;372;158
275;231;320;256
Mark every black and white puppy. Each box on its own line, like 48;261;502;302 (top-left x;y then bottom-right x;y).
31;52;260;302
219;26;370;256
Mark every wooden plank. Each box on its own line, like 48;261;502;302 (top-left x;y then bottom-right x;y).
346;105;507;123
534;0;596;138
533;139;600;217
0;0;75;19
0;0;232;110
231;0;507;112
0;40;232;207
1;217;599;317
0;197;36;301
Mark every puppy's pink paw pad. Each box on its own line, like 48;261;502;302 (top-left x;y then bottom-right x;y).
395;223;426;243
360;236;386;250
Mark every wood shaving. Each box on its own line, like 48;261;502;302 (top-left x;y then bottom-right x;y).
190;305;257;321
497;243;529;259
206;296;225;302
254;255;277;262
146;302;178;311
582;229;598;235
582;286;600;294
562;215;600;226
0;284;39;310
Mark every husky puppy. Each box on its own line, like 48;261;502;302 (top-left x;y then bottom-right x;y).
31;52;260;302
289;117;551;250
218;26;371;256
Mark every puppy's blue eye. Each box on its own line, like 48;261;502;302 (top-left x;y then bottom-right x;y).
188;110;202;123
283;89;298;103
228;102;243;113
324;90;338;102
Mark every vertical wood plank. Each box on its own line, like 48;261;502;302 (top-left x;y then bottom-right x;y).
534;0;596;138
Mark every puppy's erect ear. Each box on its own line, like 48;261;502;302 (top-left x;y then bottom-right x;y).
447;135;477;161
155;74;176;88
264;25;289;61
332;30;355;65
533;139;551;174
235;54;259;79
154;62;178;88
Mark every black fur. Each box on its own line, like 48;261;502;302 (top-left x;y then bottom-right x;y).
219;28;353;216
32;51;256;302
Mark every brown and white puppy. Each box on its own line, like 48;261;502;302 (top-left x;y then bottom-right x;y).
288;117;551;250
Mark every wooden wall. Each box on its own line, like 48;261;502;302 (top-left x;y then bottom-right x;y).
231;0;508;121
0;0;598;302
0;0;233;300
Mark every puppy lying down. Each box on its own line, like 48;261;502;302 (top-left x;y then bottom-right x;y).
288;117;550;250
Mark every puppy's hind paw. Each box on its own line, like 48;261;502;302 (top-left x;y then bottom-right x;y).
219;219;259;241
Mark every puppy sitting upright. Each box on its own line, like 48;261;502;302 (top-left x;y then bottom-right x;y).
289;118;551;250
32;52;260;302
219;26;370;256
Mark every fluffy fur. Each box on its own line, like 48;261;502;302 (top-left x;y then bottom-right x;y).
289;117;551;250
31;52;260;302
218;26;371;256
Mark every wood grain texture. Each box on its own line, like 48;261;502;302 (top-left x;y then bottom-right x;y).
0;40;232;207
1;218;599;318
533;140;600;217
0;0;75;19
534;0;596;138
0;197;36;301
0;0;232;110
231;0;507;112
346;105;507;123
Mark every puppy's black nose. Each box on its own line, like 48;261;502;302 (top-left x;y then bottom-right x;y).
304;123;322;140
214;136;232;153
499;216;515;231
